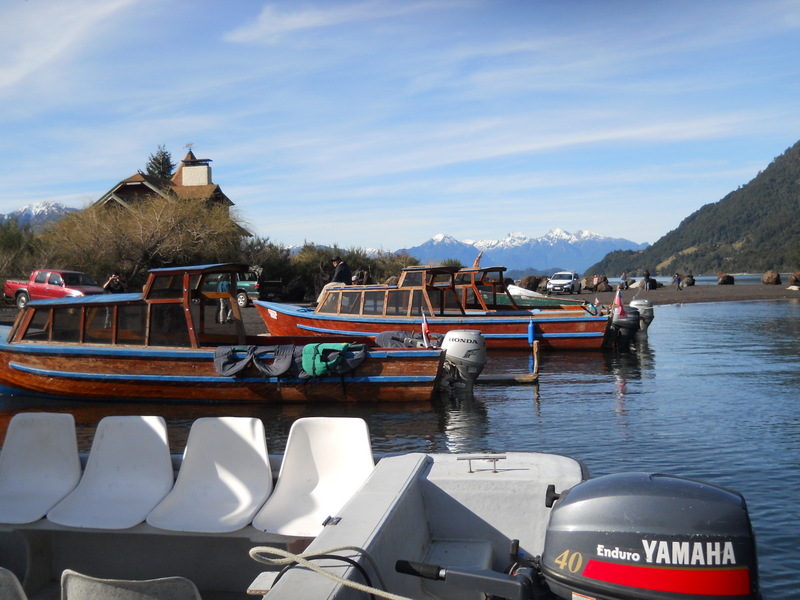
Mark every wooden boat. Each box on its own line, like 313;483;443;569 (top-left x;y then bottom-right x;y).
0;264;453;403
0;414;761;600
257;265;610;351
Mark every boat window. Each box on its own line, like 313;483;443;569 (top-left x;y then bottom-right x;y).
21;309;52;341
362;290;385;315
319;291;340;314
148;274;184;300
386;289;410;316
189;293;239;344
117;304;147;345
409;289;425;316
454;272;471;285
83;306;113;344
340;291;362;315
461;287;482;310
401;271;423;287
148;304;191;347
430;272;453;286
51;307;82;343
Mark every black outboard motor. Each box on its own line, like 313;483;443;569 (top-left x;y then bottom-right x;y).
540;472;760;600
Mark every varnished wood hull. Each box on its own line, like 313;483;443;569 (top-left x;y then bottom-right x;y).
256;301;610;351
0;339;446;403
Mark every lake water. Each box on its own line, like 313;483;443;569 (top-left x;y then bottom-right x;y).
1;298;798;598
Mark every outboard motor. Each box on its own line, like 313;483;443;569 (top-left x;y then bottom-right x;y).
609;306;640;350
629;299;654;332
541;472;760;600
440;330;487;383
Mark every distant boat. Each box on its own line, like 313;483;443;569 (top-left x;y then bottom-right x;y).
491;283;593;309
257;264;610;351
0;263;459;403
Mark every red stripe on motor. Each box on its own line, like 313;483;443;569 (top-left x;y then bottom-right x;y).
582;560;751;596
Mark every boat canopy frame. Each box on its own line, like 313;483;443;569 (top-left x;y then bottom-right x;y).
7;264;251;349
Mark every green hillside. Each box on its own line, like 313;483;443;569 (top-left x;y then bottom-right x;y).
586;140;800;276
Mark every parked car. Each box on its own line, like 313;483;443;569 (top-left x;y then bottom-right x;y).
3;269;105;309
546;271;582;295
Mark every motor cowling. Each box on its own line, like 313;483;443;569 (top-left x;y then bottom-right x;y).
440;330;487;381
629;299;654;331
540;472;760;600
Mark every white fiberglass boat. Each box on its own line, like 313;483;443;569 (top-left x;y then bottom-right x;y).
0;414;759;600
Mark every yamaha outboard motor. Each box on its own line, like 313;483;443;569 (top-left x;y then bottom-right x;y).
541;472;760;600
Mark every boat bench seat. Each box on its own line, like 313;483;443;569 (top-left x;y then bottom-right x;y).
0;414;378;599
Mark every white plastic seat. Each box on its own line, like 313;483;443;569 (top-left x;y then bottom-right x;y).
0;412;81;524
0;567;27;600
252;417;375;537
146;417;272;533
47;416;174;529
61;568;201;600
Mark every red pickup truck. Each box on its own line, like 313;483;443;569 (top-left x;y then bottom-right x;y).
4;269;105;309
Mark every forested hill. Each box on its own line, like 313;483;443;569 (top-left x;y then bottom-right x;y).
586;140;800;276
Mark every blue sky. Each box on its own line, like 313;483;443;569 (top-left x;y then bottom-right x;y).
1;0;799;250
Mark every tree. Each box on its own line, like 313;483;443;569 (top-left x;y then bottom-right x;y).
0;218;37;276
38;195;246;286
145;145;176;183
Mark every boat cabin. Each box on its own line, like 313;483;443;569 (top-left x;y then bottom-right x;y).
316;265;523;318
7;264;251;348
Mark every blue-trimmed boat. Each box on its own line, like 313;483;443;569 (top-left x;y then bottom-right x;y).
0;264;450;403
257;265;610;351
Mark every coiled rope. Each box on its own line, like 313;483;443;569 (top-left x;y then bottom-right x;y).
249;545;415;600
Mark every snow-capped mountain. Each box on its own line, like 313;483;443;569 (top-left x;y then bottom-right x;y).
399;229;648;272
1;202;77;231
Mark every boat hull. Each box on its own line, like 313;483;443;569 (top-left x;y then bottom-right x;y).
256;301;610;351
0;341;446;404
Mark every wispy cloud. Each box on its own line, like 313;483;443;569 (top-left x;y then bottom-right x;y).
0;0;140;91
225;0;470;43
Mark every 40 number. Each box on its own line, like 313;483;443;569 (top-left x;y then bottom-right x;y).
553;550;583;573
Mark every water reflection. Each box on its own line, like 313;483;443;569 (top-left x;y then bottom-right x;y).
0;301;797;597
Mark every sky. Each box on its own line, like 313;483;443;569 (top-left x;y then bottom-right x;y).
1;0;799;251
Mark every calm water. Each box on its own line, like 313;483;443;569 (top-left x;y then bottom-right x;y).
1;299;798;598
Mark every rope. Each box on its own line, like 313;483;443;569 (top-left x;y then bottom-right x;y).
249;545;415;600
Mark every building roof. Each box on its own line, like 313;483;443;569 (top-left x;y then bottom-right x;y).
94;150;232;208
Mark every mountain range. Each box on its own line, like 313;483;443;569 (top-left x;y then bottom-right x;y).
0;202;77;232
2;202;646;274
398;230;648;273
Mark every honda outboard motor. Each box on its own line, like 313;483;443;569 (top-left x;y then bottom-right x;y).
440;330;487;382
541;472;760;600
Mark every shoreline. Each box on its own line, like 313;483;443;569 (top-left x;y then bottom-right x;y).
585;282;799;307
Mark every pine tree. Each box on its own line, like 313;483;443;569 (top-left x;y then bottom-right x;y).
145;145;176;182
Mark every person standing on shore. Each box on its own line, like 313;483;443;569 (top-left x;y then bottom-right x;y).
672;273;682;291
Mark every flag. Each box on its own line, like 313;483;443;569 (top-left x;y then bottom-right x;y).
421;312;430;347
614;290;626;317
